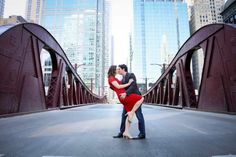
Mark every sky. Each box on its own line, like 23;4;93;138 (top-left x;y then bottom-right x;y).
3;0;132;65
110;0;132;65
4;0;27;18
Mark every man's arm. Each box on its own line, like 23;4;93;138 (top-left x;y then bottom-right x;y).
111;79;133;89
125;73;137;96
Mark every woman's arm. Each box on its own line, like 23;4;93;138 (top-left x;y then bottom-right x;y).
111;79;133;89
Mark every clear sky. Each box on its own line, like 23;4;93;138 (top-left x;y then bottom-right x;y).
3;0;131;65
4;0;27;18
110;0;132;65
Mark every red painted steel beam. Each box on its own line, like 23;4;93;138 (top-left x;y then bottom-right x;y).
0;23;105;115
143;24;236;113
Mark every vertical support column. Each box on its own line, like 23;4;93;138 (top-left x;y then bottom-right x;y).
177;59;196;108
163;78;168;104
167;73;173;105
159;80;164;104
67;72;73;106
172;76;179;106
62;76;68;106
72;79;78;105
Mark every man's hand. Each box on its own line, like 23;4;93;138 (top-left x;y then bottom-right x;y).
120;93;127;99
128;79;134;84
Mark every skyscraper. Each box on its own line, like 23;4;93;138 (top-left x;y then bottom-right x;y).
0;0;5;17
104;0;113;100
25;0;43;24
41;0;106;95
221;0;236;24
190;0;224;89
190;0;224;33
186;0;194;20
132;0;190;89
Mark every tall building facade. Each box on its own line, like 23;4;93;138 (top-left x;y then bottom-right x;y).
41;0;106;95
129;33;134;73
0;0;5;17
221;0;236;24
190;0;224;89
25;0;43;23
132;0;190;90
190;0;224;33
104;0;113;100
186;0;194;20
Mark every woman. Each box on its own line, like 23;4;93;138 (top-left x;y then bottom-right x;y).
108;65;144;139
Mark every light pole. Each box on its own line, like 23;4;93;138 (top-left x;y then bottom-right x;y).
74;63;94;93
74;63;85;73
150;63;168;74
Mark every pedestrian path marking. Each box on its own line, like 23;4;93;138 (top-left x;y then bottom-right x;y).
42;156;76;157
212;155;236;157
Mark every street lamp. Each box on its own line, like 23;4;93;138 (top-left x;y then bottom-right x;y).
74;63;85;74
150;63;168;74
74;63;85;71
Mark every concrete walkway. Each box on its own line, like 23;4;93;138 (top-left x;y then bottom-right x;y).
0;104;236;157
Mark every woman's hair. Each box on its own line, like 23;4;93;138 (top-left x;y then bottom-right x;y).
108;65;117;77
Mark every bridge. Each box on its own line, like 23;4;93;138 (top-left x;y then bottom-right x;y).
0;23;236;156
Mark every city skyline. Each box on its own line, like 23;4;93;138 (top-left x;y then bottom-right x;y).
2;0;227;92
40;0;106;96
3;0;132;65
132;0;190;92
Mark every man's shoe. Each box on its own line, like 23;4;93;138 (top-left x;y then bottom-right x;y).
133;134;146;140
113;133;123;138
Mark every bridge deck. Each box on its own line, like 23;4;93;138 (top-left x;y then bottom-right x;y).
0;104;236;157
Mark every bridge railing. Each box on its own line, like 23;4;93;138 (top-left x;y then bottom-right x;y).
143;24;236;113
0;23;106;115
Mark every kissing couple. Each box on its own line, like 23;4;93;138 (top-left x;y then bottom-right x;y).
108;64;146;139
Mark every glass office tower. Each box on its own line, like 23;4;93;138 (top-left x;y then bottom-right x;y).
41;0;105;95
25;0;43;23
0;0;5;17
132;0;190;91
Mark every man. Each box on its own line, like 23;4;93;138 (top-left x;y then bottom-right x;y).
113;64;146;139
